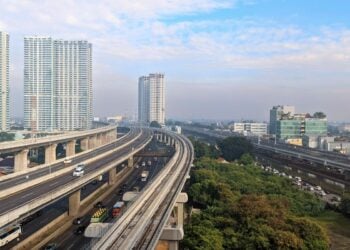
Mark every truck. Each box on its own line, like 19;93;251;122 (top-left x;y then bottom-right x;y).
90;208;107;223
112;201;125;217
141;171;149;182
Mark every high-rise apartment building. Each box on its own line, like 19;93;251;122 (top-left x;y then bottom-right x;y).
138;73;165;125
24;37;92;131
0;31;10;131
53;40;92;130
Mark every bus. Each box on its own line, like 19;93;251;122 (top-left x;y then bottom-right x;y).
112;201;125;217
0;224;21;247
90;208;107;223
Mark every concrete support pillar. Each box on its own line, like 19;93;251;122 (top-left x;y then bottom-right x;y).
66;140;76;157
175;193;188;226
128;156;134;168
101;133;107;145
96;134;102;147
88;135;97;149
45;143;57;164
14;149;29;172
167;136;171;146
80;138;89;151
168;241;179;250
68;190;81;216
109;168;117;185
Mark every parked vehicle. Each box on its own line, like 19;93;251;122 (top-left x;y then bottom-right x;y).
0;224;21;247
112;201;125;217
147;160;151;166
90;208;107;223
141;171;149;182
141;161;146;167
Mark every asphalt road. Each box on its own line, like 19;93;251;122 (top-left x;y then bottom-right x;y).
44;142;171;250
0;128;152;216
0;127;139;191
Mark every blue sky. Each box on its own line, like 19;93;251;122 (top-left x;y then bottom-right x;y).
0;0;350;121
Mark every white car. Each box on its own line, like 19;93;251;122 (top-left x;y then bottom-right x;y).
64;157;72;164
73;166;85;177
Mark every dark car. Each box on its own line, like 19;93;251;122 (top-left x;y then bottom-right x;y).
43;243;57;250
94;201;104;208
73;217;82;225
118;189;124;195
74;226;86;235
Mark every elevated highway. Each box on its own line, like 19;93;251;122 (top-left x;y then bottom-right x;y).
0;125;117;172
0;127;134;198
0;127;154;229
93;130;194;249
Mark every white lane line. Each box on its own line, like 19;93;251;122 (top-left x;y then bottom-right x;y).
49;180;61;187
21;192;34;199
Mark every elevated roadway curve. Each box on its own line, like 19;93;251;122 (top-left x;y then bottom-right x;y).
0;127;136;195
0;125;117;154
0;127;153;229
93;130;194;250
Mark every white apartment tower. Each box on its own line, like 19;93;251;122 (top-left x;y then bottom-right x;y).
138;73;165;125
0;31;10;131
24;37;92;131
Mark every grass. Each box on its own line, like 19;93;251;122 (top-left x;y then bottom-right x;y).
313;210;350;250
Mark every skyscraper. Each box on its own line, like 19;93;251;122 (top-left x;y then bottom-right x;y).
0;31;10;131
53;40;92;130
24;37;92;131
24;37;54;131
138;73;165;125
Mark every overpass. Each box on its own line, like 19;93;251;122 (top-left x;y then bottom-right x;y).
0;125;117;172
0;127;161;229
91;130;194;250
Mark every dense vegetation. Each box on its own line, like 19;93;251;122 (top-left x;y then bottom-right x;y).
182;138;330;250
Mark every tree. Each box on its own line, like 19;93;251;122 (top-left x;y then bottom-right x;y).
239;153;254;165
340;192;350;217
149;120;161;128
0;132;15;142
218;137;253;161
313;112;327;119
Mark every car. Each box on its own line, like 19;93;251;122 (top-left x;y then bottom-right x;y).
91;180;98;185
73;166;84;177
135;164;139;169
118;189;124;195
43;243;57;250
73;217;82;225
94;201;104;208
74;226;86;235
64;157;72;164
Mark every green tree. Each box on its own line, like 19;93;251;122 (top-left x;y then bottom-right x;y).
313;112;327;119
0;132;15;142
149;120;161;128
218;137;253;161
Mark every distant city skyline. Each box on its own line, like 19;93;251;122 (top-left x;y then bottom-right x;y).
0;1;349;121
0;31;9;130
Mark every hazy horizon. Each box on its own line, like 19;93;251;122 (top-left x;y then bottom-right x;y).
1;0;350;122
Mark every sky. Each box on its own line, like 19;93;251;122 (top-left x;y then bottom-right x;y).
0;0;350;122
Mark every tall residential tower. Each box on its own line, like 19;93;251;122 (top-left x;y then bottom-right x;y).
138;73;165;125
24;37;92;131
0;31;10;131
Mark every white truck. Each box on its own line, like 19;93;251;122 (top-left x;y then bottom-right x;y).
141;171;149;182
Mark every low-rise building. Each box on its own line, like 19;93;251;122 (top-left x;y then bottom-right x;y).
231;122;267;136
